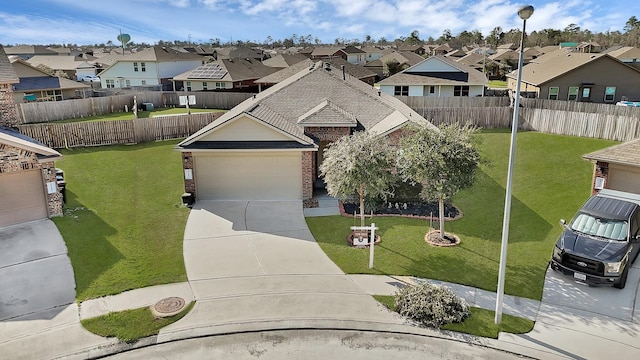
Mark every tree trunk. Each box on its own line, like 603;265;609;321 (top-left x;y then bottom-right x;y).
359;184;365;227
439;198;445;237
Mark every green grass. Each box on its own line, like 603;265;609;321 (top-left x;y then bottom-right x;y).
81;302;194;342
487;80;507;88
308;130;618;300
373;295;533;338
52;140;190;301
56;107;223;123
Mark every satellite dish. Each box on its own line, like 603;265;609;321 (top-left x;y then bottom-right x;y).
117;33;131;46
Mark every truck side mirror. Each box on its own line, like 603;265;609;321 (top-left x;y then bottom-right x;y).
560;219;566;227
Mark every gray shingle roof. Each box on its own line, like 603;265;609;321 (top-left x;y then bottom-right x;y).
583;138;640;166
0;45;19;84
379;55;488;86
180;61;435;147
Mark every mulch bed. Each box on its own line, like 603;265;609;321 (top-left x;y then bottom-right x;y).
341;201;461;220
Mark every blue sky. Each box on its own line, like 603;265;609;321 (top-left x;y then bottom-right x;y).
1;0;638;46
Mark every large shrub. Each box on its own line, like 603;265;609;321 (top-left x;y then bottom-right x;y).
394;282;470;328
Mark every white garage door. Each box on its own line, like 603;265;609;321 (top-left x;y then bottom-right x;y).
195;152;302;200
608;164;640;194
0;170;48;227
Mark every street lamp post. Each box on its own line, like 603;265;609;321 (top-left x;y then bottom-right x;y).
495;4;534;325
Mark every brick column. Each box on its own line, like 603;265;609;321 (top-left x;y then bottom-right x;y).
41;161;63;217
182;152;196;197
301;151;314;200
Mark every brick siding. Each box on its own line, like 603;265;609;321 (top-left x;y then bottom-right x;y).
182;152;196;197
304;127;350;142
302;151;314;200
591;161;608;195
0;84;20;128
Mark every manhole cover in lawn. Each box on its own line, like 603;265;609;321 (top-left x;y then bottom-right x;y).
151;297;186;318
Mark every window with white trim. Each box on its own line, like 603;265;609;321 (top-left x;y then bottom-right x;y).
125;80;131;87
215;82;225;89
133;62;138;72
394;86;409;96
141;80;146;85
106;79;115;88
604;86;616;102
141;62;146;72
568;87;579;101
202;82;208;90
454;85;469;97
186;81;192;91
548;87;559;100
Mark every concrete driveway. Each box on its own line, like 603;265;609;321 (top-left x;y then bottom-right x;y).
160;200;408;341
0;219;75;321
499;261;640;359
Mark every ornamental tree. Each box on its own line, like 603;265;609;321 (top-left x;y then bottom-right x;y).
320;131;395;227
396;123;480;239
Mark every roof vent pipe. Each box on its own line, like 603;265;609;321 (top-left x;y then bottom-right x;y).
323;62;331;71
341;65;345;80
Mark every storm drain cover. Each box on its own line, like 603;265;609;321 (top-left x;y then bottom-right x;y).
151;296;185;318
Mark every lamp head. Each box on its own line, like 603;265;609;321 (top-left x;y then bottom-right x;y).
518;5;534;20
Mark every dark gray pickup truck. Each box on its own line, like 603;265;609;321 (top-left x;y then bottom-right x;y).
550;189;640;289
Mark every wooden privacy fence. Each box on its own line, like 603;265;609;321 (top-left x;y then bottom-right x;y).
522;108;640;142
17;91;252;123
18;112;222;148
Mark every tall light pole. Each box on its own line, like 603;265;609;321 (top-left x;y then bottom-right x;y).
495;4;534;325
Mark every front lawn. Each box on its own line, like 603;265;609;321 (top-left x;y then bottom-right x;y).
53;140;189;301
308;130;617;300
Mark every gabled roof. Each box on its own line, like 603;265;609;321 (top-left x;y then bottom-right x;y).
311;46;343;57
369;51;425;67
257;57;375;85
606;46;640;60
178;61;435;149
339;46;366;54
3;45;57;56
262;54;308;68
27;55;87;71
506;52;640;86
583;138;640;167
379;55;488;86
108;46;203;62
361;46;383;54
0;126;62;160
173;58;277;82
0;45;19;84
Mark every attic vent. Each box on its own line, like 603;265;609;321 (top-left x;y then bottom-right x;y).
591;55;596;58
323;62;331;71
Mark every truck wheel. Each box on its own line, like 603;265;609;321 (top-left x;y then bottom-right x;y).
614;267;628;289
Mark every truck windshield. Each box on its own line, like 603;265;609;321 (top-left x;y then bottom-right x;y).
570;212;628;241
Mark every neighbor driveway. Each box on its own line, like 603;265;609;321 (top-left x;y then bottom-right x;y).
0;219;75;321
499;261;640;358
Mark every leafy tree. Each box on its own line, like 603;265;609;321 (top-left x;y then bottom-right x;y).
384;60;403;76
320;131;395;227
407;30;422;45
397;123;480;239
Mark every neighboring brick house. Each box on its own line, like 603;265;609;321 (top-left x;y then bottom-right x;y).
583;139;640;195
0;45;64;227
176;61;436;201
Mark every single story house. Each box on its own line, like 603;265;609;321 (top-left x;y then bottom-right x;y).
175;61;436;201
171;58;278;92
506;52;640;103
379;55;487;97
9;55;90;102
583;139;640;195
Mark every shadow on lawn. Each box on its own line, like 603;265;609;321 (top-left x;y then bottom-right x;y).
449;169;552;244
52;189;123;301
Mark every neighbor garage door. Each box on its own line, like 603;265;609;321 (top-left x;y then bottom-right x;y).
0;170;48;227
608;164;640;194
195;152;302;200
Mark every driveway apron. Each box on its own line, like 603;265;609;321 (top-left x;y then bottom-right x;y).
161;200;405;341
0;219;75;321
